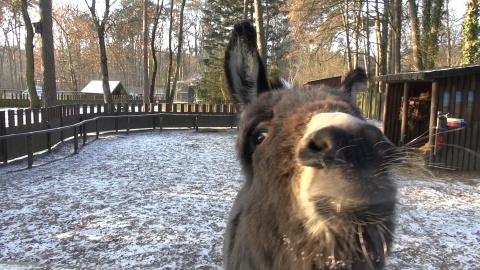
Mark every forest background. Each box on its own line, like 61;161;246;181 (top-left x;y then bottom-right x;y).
0;0;479;108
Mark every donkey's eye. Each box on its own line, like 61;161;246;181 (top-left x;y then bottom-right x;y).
254;131;267;145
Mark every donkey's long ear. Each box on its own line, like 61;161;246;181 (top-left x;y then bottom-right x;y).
224;21;270;112
341;67;368;101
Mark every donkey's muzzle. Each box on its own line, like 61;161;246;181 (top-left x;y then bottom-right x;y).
298;117;396;170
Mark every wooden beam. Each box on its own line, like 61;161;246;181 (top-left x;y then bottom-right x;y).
428;80;440;164
400;82;409;145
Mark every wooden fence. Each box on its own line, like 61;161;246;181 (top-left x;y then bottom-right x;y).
0;103;237;166
1;91;387;120
0;91;386;167
356;92;385;121
0;92;147;107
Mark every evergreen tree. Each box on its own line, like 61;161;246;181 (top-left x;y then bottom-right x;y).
198;0;290;103
198;0;243;103
461;0;480;65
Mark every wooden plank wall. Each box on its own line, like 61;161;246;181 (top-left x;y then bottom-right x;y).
383;83;404;146
431;126;480;170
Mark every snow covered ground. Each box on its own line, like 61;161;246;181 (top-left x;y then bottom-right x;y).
0;129;479;269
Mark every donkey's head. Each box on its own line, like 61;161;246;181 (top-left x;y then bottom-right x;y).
223;22;399;270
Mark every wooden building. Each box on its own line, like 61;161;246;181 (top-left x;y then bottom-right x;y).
378;65;480;170
304;76;342;88
81;81;127;96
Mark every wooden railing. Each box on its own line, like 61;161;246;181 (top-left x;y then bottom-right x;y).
0;103;237;166
0;92;161;107
0;112;237;168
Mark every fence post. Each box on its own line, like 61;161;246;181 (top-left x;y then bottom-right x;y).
27;135;33;168
47;122;52;153
195;116;199;132
79;116;83;137
60;105;64;142
82;121;87;145
231;114;235;129
159;115;163;132
96;119;99;139
126;117;130;135
73;126;78;154
0;111;7;164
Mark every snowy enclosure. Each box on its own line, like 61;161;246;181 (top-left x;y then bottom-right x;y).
0;129;479;269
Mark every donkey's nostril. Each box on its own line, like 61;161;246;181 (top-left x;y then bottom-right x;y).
299;127;343;168
307;140;328;153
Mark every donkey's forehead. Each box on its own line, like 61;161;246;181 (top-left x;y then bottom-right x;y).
240;87;357;123
304;112;366;136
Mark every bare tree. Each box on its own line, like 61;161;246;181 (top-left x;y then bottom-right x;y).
165;0;174;106
407;0;424;70
340;0;353;70
20;0;40;108
39;0;57;108
53;8;79;92
170;0;187;105
85;0;113;104
150;0;165;103
374;0;392;92
391;0;401;73
143;0;149;107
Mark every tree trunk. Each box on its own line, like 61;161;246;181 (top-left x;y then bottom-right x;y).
171;0;187;105
14;14;25;90
375;0;390;76
243;0;249;21
363;0;371;84
39;0;57;108
87;0;112;104
166;0;174;106
341;0;353;70
98;27;112;104
392;0;401;73
374;0;381;91
407;0;424;70
423;0;444;69
380;0;390;75
445;0;452;66
150;0;164;103
143;0;149;108
353;1;360;68
254;0;267;61
20;0;41;108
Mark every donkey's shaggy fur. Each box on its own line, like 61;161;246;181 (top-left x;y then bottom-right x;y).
223;21;399;270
